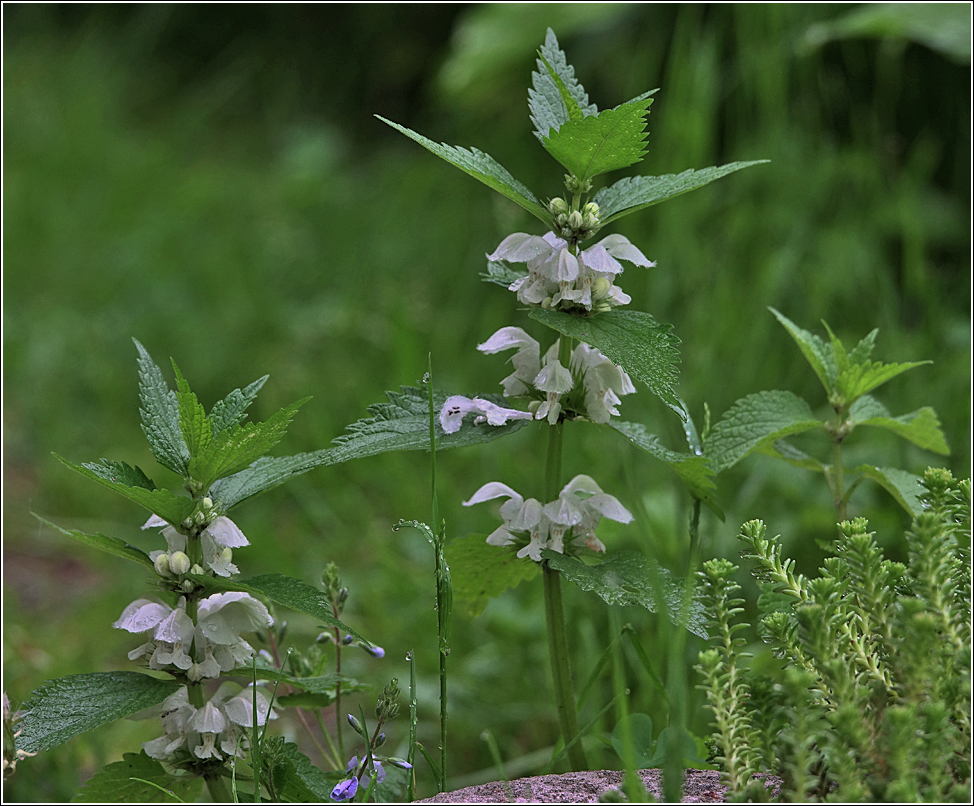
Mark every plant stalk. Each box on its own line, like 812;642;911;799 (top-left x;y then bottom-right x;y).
541;361;588;770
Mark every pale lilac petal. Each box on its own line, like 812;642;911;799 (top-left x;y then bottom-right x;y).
580;243;624;275
439;395;478;434
583;493;634;524
114;599;172;633
477;327;539;355
142;515;168;530
463;482;522;508
533;360;574;394
598;234;655;267
205;516;249;548
561;475;604;497
487;233;553;262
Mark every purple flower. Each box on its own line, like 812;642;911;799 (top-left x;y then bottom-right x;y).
330;776;358;801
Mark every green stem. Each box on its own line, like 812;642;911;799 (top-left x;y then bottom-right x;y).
832;409;847;522
333;620;345;764
543;565;587;770
541;368;587;770
203;770;233;803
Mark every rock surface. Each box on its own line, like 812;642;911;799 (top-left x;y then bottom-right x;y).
416;768;781;803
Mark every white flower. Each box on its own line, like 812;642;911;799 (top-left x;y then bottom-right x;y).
477;327;541;396
141;682;278;762
114;591;271;678
464;475;632;562
489;231;653;311
143;513;249;578
438;395;533;435
570;343;636;423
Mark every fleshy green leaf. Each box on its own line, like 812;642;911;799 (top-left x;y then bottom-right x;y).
134;339;189;476
769;308;837;394
852;465;924;516
543;550;708;638
209;387;533;510
705;391;822;474
171;360;212;462
16;672;182;754
542;97;653;183
376;116;551;225
445;534;540;617
54;454;197;527
592;162;769;226
189;398;309;489
209;375;269;436
529;308;682;411
33;514;155;570
188;573;370;645
529;28;597;142
607;421;721;518
73;751;204;803
849;396;950;455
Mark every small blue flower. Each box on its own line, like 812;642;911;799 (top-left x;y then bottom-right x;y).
330;777;358;802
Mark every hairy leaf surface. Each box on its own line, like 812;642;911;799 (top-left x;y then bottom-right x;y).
593;162;768;225
34;514;155;570
134;339;189;476
376;116;551;225
73;751;203;803
16;672;181;754
544;550;708;638
529;308;682;410
528;28;597;141
849;396;949;455
446;534;540;617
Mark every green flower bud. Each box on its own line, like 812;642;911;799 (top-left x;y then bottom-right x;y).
548;197;569;216
568;210;583;231
170;551;191;575
591;277;612;300
190;564;205;576
181;579;196;593
347;713;365;736
154;553;172;577
376;678;401;721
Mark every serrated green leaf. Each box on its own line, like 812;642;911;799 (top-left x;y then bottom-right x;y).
33;514;155;570
542;97;653;183
529;28;597;142
54;454;197;527
210;375;269;436
592;161;769;225
134;339;189;476
849;396;950;455
445;534;540;616
16;672;182;754
276;742;339;802
852;465;924;516
529;308;682;411
188;573;370;645
481;259;526;289
171;359;212;462
606;421;722;518
769;308;837;394
835;358;931;404
538;53;584;123
756;439;827;473
72;751;203;803
376;116;551;225
706;390;823;474
189;398;309;489
543;550;708;638
209;387;533;510
847;328;879;365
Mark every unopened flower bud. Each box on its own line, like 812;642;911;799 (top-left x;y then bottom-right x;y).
591;277;612;300
548;197;569;216
376;678;401;721
193;511;206;527
363;644;385;659
191;564;205;576
568;210;584;231
181;579;196;593
374;732;386;748
347;714;365;735
169;551;191;575
182;518;194;530
187;663;204;683
154;553;172;577
202;497;213;511
582;201;599;217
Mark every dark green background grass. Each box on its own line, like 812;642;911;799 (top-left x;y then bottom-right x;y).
3;4;970;801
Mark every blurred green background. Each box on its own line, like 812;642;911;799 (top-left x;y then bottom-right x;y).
3;3;970;801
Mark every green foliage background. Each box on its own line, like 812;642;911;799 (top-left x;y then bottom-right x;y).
3;4;969;800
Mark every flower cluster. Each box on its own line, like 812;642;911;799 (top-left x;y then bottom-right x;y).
115;509;278;762
464;474;633;562
489;230;654;313
438;327;636;434
140;683;276;762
